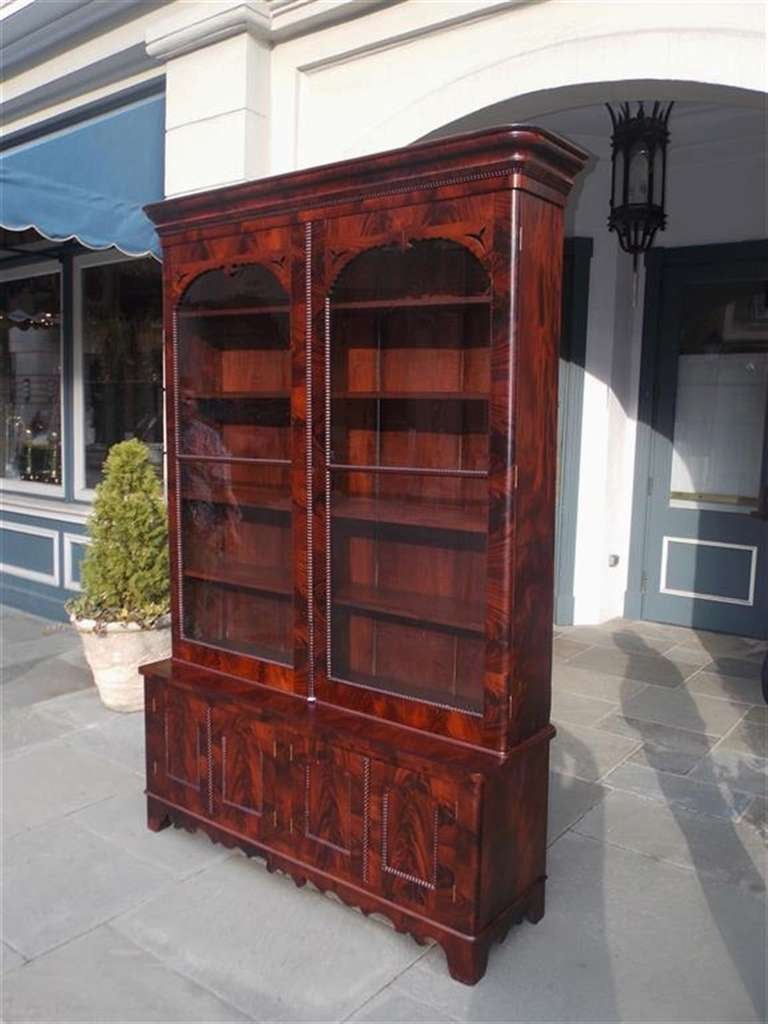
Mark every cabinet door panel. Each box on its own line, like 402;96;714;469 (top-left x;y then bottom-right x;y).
367;761;479;926
292;742;368;883
147;685;211;817
210;706;285;844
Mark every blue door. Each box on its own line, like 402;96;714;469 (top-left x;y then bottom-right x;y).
640;243;768;638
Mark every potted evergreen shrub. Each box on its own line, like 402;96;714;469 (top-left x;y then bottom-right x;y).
67;438;171;712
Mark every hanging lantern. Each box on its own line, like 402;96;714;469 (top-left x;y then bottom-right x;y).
606;101;673;265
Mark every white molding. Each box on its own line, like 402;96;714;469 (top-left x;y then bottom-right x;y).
63;531;90;591
0;260;66;500
146;1;272;61
0;494;90;525
0;519;60;586
659;536;758;607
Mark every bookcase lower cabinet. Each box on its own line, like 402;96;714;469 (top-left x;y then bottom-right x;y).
144;669;552;985
143;125;587;984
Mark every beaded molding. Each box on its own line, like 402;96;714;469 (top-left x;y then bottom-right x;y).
381;791;439;890
305;222;316;698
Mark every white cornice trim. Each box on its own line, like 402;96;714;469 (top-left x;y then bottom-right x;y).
145;1;273;60
145;0;396;60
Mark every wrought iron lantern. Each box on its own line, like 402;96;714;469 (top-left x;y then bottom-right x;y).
606;101;673;265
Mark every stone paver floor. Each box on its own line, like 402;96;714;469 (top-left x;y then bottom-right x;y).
2;605;766;1022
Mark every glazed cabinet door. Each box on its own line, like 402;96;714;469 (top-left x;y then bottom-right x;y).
146;683;211;817
312;194;511;747
166;225;302;691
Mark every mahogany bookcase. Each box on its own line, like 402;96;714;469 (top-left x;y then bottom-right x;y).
142;126;586;984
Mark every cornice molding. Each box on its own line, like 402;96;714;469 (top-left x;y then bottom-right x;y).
144;0;395;60
145;2;272;61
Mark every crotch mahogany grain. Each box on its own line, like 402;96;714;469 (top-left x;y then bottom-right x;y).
143;125;586;984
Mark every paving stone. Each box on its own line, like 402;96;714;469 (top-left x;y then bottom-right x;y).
73;791;233;879
552;637;593;662
662;643;716;667
740;796;767;840
551;724;640;782
718;720;768;759
602;762;753;821
2;706;77;757
568;646;700;687
547;772;607;843
36;687;112;729
653;632;758;658
1;925;248;1022
113;854;425;1022
2;942;24;975
2;656;92;710
393;832;766;1022
684;670;765;706
745;706;768;725
349;988;457;1022
557;624;677;655
705;656;762;681
573;790;766;896
688;749;768;798
597;713;717;775
550;689;616;728
552;663;647;703
3;738;140;831
620;687;749;736
64;711;146;777
3;819;169;958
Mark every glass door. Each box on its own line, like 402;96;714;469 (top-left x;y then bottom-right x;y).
321;239;492;714
174;263;293;664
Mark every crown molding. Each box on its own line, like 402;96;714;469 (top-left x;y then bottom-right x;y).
145;2;272;61
145;0;395;60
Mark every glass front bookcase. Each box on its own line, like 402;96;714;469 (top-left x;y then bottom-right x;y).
174;264;293;666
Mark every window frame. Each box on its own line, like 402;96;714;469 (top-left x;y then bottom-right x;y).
0;259;66;499
73;249;165;503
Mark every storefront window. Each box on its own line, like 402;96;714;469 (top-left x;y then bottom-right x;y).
79;257;163;491
0;269;63;489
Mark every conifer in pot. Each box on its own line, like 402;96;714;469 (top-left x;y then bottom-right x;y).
67;439;171;711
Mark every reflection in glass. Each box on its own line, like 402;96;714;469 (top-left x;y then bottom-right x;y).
327;239;491;712
176;264;293;664
81;259;163;488
670;281;768;509
0;273;62;486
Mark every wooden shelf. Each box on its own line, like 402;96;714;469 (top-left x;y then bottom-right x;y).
333;495;485;533
212;638;290;664
334;582;483;634
179;305;290;318
183;483;290;513
331;294;491;311
184;563;291;597
332;391;487;401
333;667;482;715
192;391;290;400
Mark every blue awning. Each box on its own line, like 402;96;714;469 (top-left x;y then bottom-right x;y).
0;94;165;259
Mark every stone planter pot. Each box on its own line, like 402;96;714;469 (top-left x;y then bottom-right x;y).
71;616;171;712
